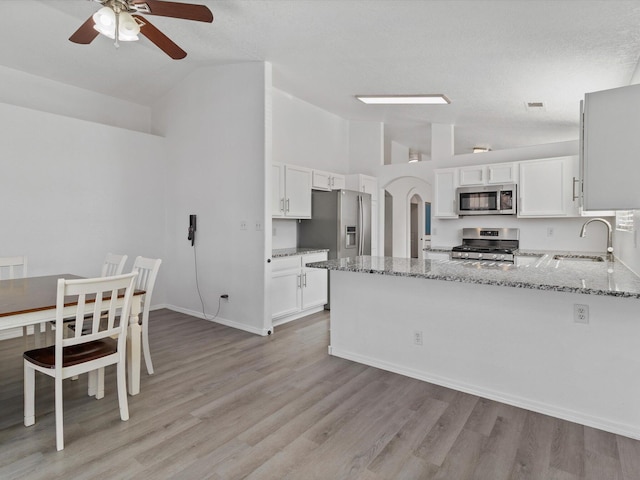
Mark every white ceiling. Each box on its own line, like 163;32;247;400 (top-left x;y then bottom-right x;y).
2;0;640;156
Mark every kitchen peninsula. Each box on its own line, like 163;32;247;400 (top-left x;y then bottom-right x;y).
308;255;640;439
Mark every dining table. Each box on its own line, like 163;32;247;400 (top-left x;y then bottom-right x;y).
0;274;144;395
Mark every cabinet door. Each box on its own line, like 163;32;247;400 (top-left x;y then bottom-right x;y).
487;163;517;184
330;174;346;190
271;267;301;319
271;164;285;217
583;84;640;210
434;169;458;218
312;170;332;191
459;166;484;185
284;165;312;218
518;157;577;217
301;253;328;309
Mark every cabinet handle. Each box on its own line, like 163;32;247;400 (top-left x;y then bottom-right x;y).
572;177;580;201
286;198;290;212
330;177;334;187
297;274;302;288
280;198;284;212
303;273;307;287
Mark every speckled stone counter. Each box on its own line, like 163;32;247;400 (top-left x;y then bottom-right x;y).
272;247;329;258
307;254;640;298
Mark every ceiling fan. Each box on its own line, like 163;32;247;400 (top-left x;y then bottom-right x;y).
69;0;214;60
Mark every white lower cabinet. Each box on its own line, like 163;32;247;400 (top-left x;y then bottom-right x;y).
271;252;328;325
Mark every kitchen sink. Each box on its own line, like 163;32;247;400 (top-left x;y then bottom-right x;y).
552;254;605;262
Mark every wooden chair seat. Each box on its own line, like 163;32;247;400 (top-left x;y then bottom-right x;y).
24;338;117;369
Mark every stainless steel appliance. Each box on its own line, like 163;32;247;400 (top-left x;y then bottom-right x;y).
456;184;517;215
450;228;519;262
298;189;372;259
298;189;371;309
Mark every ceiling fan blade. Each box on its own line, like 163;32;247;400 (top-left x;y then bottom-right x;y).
132;1;214;23
135;15;187;59
69;15;100;44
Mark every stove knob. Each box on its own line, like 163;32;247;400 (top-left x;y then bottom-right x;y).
492;254;498;260
478;254;483;259
499;255;505;260
463;253;469;259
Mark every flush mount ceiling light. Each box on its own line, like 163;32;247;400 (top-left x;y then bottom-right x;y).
355;94;451;105
472;146;491;153
408;150;421;163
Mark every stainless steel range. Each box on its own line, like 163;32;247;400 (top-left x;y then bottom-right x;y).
450;228;519;263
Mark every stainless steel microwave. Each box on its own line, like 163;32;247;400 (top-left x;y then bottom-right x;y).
456;184;517;215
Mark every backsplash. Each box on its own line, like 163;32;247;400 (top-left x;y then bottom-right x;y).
272;219;298;249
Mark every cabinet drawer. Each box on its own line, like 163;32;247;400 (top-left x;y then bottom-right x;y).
272;256;301;272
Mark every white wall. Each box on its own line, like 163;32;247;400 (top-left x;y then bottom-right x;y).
152;63;270;335
0;102;166;290
384;177;432;257
348;121;384;175
0;65;151;133
272;219;298;249
390;140;410;165
272;88;349;172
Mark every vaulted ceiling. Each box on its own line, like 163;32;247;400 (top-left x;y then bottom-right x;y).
2;0;640;157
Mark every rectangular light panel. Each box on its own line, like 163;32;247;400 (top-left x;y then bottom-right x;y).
356;94;451;105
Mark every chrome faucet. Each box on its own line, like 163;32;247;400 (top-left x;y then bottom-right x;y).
580;218;613;261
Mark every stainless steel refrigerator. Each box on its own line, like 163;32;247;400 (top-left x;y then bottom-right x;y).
298;190;371;309
298;189;372;260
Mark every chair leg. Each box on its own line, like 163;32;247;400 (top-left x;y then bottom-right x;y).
55;376;64;451
24;361;35;427
88;371;97;397
142;321;154;375
96;368;105;400
117;360;129;421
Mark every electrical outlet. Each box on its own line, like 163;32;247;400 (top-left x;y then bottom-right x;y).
413;330;423;345
240;221;248;231
547;227;554;237
574;304;589;324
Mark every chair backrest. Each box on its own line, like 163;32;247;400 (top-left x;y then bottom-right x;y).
0;256;27;280
56;273;138;368
101;253;127;277
131;257;162;309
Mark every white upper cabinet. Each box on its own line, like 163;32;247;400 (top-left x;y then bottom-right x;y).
434;168;459;218
487;163;518;184
518;156;579;217
346;174;378;202
272;163;312;219
312;169;346;191
458;162;517;186
583;84;640;210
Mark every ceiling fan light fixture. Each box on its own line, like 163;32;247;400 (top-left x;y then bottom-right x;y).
93;7;140;41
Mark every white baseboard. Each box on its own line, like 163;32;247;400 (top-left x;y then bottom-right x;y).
329;346;640;441
272;306;325;327
164;304;270;336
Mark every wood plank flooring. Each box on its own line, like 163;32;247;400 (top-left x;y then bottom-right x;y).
1;309;639;479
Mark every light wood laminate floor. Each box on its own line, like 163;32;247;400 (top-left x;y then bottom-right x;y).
1;309;639;479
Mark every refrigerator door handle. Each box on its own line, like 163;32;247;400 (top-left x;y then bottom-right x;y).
357;195;363;256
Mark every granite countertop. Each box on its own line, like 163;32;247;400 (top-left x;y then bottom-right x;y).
307;255;640;299
272;247;329;258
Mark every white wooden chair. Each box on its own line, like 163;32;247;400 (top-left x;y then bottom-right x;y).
0;256;30;340
131;256;162;375
101;253;128;276
23;272;138;451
